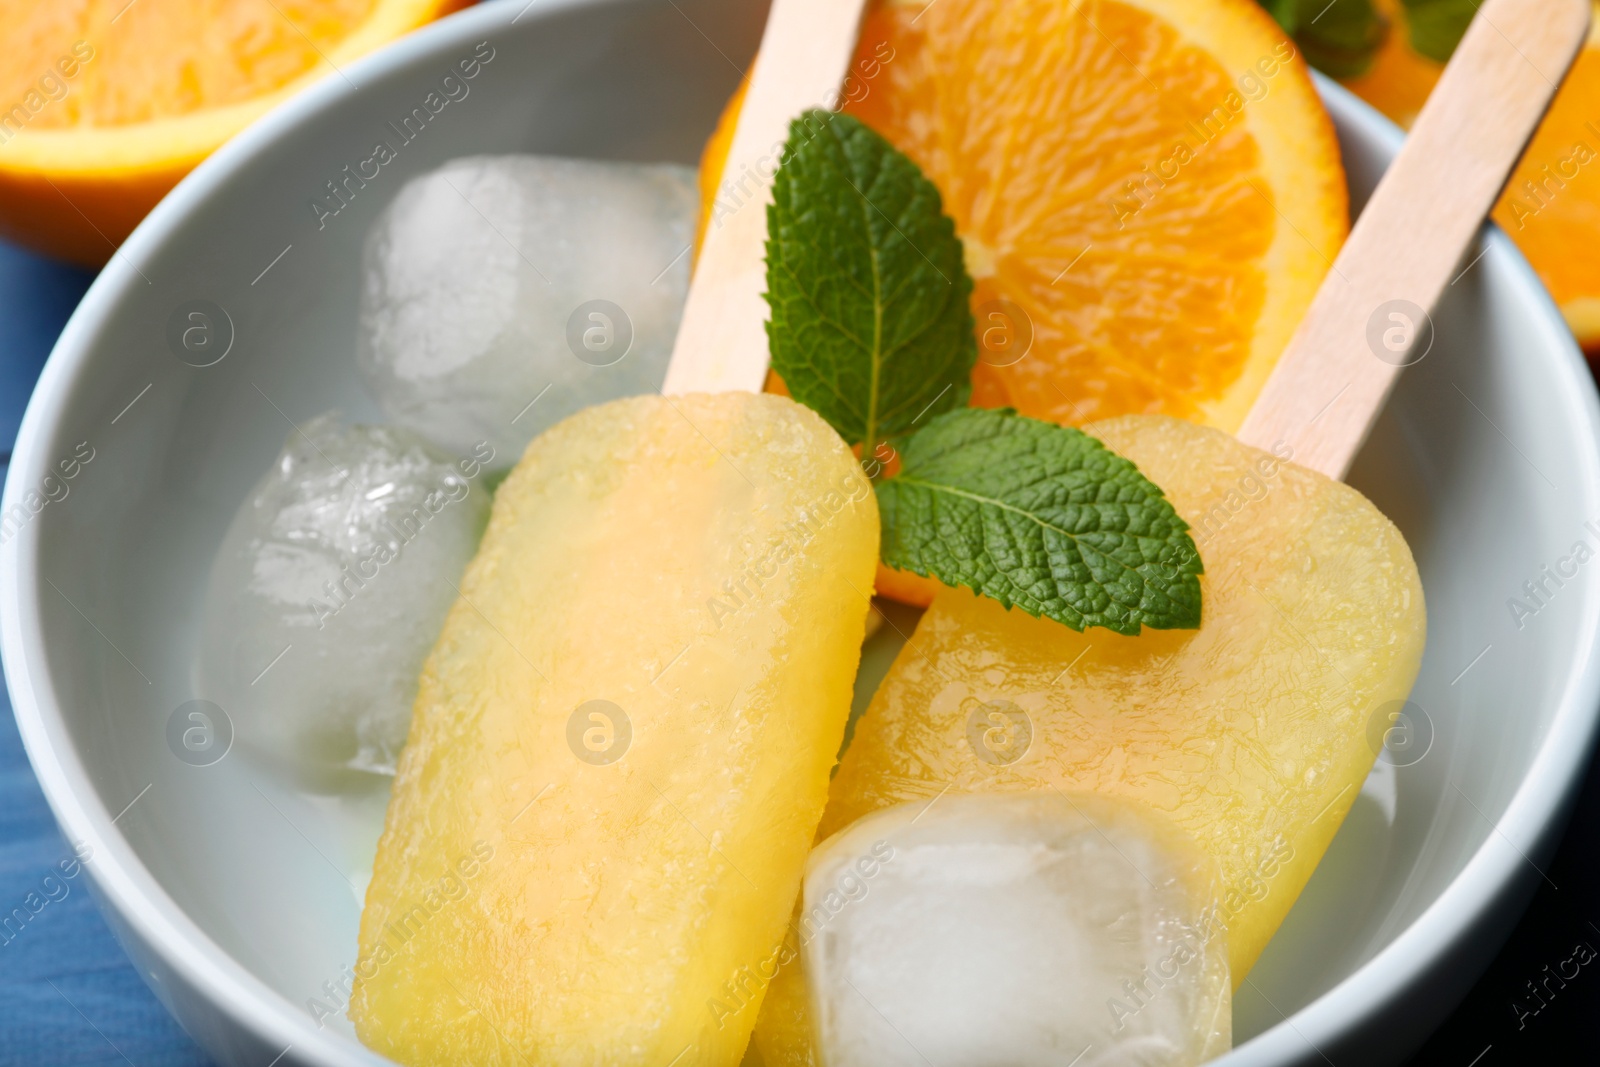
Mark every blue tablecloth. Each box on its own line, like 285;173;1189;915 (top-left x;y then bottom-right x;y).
0;238;213;1067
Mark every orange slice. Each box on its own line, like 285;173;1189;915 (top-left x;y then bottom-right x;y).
701;0;1346;431
0;0;468;266
700;0;1347;607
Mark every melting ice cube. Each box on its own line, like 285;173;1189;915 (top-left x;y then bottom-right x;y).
198;414;490;788
357;154;698;463
804;792;1230;1067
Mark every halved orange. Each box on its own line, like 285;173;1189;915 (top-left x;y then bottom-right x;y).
0;0;468;266
701;0;1347;608
702;0;1346;430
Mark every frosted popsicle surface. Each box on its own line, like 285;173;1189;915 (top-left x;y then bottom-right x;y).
351;393;880;1066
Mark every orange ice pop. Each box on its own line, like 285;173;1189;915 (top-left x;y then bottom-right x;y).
350;0;889;1063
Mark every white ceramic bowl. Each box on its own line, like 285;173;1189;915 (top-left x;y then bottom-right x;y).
6;1;1600;1064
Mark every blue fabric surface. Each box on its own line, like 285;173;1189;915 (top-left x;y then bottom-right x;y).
0;237;213;1067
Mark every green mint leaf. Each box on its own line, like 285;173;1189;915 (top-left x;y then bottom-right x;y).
1256;0;1389;78
1258;0;1306;35
1401;0;1473;62
765;109;976;451
877;408;1203;635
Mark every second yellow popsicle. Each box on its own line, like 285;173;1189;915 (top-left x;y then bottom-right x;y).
753;414;1425;1064
829;414;1424;973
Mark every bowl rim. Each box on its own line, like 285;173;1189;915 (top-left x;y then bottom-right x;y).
5;3;1600;1064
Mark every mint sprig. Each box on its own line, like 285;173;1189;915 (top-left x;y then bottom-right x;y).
877;409;1203;635
765;110;975;452
764;111;1203;635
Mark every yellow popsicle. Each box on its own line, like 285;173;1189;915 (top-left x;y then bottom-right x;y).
350;392;879;1066
752;413;1425;1063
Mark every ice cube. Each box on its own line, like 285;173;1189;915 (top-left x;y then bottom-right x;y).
198;414;490;788
803;792;1230;1067
357;155;698;463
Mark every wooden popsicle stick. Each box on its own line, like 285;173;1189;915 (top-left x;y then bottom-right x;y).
661;0;869;396
1236;0;1590;479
